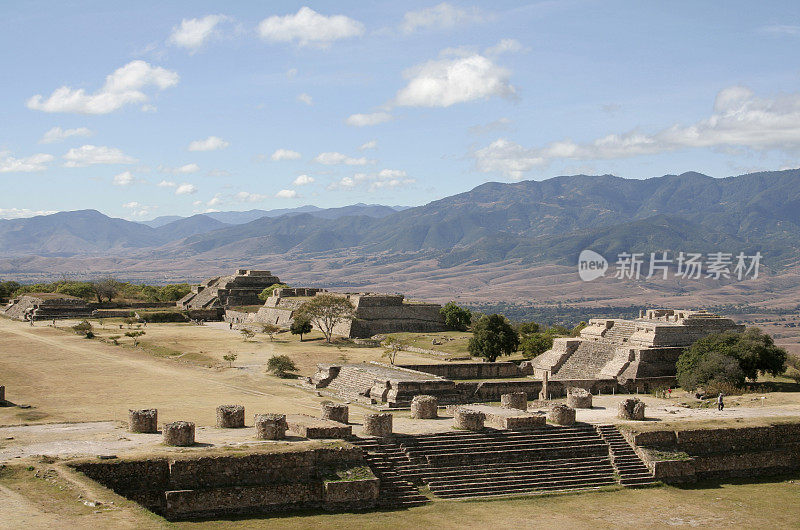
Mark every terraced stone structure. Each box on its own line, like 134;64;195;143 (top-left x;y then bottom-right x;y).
3;293;93;321
129;409;158;433
178;269;281;310
532;309;744;385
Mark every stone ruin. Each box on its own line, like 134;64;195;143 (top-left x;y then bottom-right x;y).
3;293;93;321
178;269;281;311
363;413;393;437
216;405;245;428
410;395;438;419
618;398;646;420
567;388;593;409
254;289;448;338
532;309;745;386
547;404;576;426
129;409;158;433
164;421;195;446
254;414;287;440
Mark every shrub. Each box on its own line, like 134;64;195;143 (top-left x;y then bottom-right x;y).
71;320;93;335
240;328;255;342
222;353;238;367
258;283;289;301
261;323;280;340
266;355;298;378
124;330;145;346
137;311;189;323
440;302;472;331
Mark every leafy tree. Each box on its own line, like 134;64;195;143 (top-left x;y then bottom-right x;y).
108;335;122;345
266;355;298;378
0;280;21;301
520;333;554;359
517;321;540;335
295;294;355;343
72;320;93;337
382;336;408;365
223;353;238;367
261;323;280;341
92;276;119;303
468;314;520;362
240;328;255;342
123;317;138;328
290;316;313;341
258;283;289;301
55;281;94;301
545;325;571;336
125;330;145;346
677;328;787;391
440;302;472;331
570;321;588;337
158;283;192;302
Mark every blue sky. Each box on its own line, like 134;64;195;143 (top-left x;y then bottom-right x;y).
2;1;800;220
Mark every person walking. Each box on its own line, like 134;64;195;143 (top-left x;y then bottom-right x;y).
717;392;724;411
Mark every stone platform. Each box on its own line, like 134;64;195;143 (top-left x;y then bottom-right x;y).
285;414;352;439
447;404;545;430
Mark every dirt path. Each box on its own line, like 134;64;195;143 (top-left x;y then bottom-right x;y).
0;485;65;529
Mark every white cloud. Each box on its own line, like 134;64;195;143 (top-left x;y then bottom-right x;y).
271;148;302;161
468;117;512;136
175;183;198;195
63;145;136;167
257;7;364;47
395;52;515;108
297;93;313;105
359;140;378;150
0;151;54;173
473;86;800;179
168;14;227;52
122;201;155;218
159;163;200;174
27;60;178;114
235;191;268;202
327;169;415;192
485;38;524;56
113;171;137;186
293;174;315;186
314;152;370;165
188;136;229;151
207;194;224;207
401;3;485;34
0;208;58;219
157;180;177;188
40;126;92;144
759;24;800;36
346;111;393;127
275;189;298;198
206;169;231;177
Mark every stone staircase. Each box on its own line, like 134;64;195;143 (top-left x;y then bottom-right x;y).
601;320;637;343
352;425;657;501
596;424;658;487
349;438;431;508
552;342;618;380
326;366;380;402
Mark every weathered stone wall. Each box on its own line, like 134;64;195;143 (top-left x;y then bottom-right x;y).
3;293;93;321
625;423;800;483
70;447;376;520
397;362;523;380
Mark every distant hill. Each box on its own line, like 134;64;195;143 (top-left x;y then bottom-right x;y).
142;203;406;227
2;171;800;273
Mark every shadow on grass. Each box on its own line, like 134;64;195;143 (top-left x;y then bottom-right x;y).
672;472;800;491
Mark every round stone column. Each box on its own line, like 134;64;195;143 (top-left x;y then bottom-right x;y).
163;421;195;446
410;395;438;419
566;388;593;409
321;402;349;424
500;392;528;411
454;409;485;431
216;405;245;428
254;413;287;440
128;409;158;433
363;413;392;437
547;403;576;426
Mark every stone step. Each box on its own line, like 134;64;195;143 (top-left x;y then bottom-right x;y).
427;466;616;488
402;458;613;478
433;477;617;498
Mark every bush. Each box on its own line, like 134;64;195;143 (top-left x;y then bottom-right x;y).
72;320;93;335
137;311;189;323
258;283;289;301
520;332;553;359
266;355;298;378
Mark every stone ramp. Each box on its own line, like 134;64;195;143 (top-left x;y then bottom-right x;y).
551;341;619;380
353;426;655;499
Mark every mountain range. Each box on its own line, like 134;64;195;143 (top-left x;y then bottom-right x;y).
2;169;800;273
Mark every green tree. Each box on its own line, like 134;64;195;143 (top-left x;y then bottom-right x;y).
517;321;540;335
440;302;472;331
295;294;355;343
382;336;408;365
240;328;255;342
266;355;298;378
570;321;588;337
290;316;313;341
520;333;553;359
676;328;787;391
55;281;94;301
258;283;289;301
223;353;238;367
545;325;570;336
0;281;21;301
124;330;145;346
261;323;280;341
91;276;119;303
468;314;520;362
158;283;192;302
72;320;93;337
